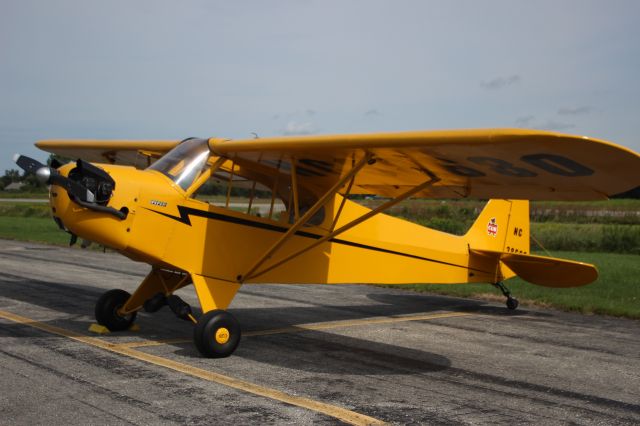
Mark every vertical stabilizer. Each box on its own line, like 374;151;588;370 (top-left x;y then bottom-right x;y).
465;200;530;254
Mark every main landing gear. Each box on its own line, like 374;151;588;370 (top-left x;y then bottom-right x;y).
95;289;137;331
194;310;241;358
94;289;241;358
493;281;519;310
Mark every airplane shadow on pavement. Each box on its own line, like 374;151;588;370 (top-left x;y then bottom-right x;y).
0;273;541;377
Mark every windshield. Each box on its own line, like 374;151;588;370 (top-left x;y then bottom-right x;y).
148;138;211;190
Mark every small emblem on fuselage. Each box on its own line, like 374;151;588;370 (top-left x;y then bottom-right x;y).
487;217;498;237
150;200;168;207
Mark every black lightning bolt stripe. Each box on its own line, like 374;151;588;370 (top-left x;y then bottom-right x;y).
143;206;488;272
143;205;320;239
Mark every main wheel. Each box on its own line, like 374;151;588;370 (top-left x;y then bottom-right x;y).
194;310;241;358
95;289;137;331
506;297;519;310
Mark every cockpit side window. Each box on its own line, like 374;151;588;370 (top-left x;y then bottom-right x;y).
276;184;325;226
191;160;286;219
191;158;325;227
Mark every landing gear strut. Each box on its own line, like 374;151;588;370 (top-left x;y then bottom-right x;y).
96;272;242;358
143;292;242;358
494;282;519;310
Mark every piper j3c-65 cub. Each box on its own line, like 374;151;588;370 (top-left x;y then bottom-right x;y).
14;129;640;358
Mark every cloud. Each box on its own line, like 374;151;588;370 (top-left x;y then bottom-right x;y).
365;109;381;117
481;75;521;90
516;115;575;131
515;115;535;127
557;106;592;115
282;121;316;135
535;120;575;131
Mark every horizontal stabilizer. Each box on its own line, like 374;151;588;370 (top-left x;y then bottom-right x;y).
471;250;598;288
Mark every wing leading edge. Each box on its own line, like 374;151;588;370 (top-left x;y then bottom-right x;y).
36;139;181;168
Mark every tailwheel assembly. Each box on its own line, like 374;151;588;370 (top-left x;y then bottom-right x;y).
194;310;241;358
506;296;519;310
494;281;519;311
95;289;137;331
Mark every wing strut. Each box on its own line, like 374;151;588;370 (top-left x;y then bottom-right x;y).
242;166;441;282
239;152;374;282
291;159;301;221
225;162;236;209
329;158;357;232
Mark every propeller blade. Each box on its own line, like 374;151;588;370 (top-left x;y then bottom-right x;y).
13;154;46;174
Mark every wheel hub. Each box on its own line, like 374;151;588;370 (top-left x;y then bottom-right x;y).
215;327;230;344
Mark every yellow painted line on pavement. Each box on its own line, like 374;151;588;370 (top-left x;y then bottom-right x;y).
119;310;472;348
0;309;386;426
115;338;192;348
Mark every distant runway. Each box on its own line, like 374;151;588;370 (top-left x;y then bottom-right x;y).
0;239;638;424
0;198;48;203
0;198;285;215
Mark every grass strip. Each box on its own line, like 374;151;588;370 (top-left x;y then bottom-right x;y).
0;202;52;218
0;216;69;245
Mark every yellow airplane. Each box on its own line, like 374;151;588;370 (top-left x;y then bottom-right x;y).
14;128;640;357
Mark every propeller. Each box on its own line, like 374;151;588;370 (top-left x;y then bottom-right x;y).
13;154;126;221
14;154;94;201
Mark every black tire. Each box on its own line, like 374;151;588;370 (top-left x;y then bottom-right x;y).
506;297;519;310
95;289;137;331
194;310;241;358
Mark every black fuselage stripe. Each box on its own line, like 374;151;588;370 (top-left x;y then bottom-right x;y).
144;206;484;273
327;237;471;270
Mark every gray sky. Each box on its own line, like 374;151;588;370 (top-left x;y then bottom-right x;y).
1;0;639;172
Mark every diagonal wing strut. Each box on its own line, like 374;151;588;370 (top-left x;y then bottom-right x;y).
240;154;440;282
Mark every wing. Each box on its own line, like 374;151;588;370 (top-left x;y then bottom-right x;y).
211;128;640;200
36;139;181;168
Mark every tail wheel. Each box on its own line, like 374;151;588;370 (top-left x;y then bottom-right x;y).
194;310;241;358
95;289;137;331
506;297;519;310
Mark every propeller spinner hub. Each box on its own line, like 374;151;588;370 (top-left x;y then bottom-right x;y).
35;166;51;184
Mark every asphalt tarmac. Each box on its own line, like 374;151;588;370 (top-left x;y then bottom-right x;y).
0;239;638;425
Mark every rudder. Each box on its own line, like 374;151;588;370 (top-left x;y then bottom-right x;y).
465;199;530;254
